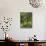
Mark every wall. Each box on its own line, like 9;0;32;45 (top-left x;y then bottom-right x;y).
0;0;46;40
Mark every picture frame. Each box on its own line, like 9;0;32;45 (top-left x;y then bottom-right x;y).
20;12;32;28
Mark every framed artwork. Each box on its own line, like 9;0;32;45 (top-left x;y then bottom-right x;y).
20;12;32;28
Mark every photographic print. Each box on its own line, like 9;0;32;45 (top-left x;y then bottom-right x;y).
20;12;32;28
